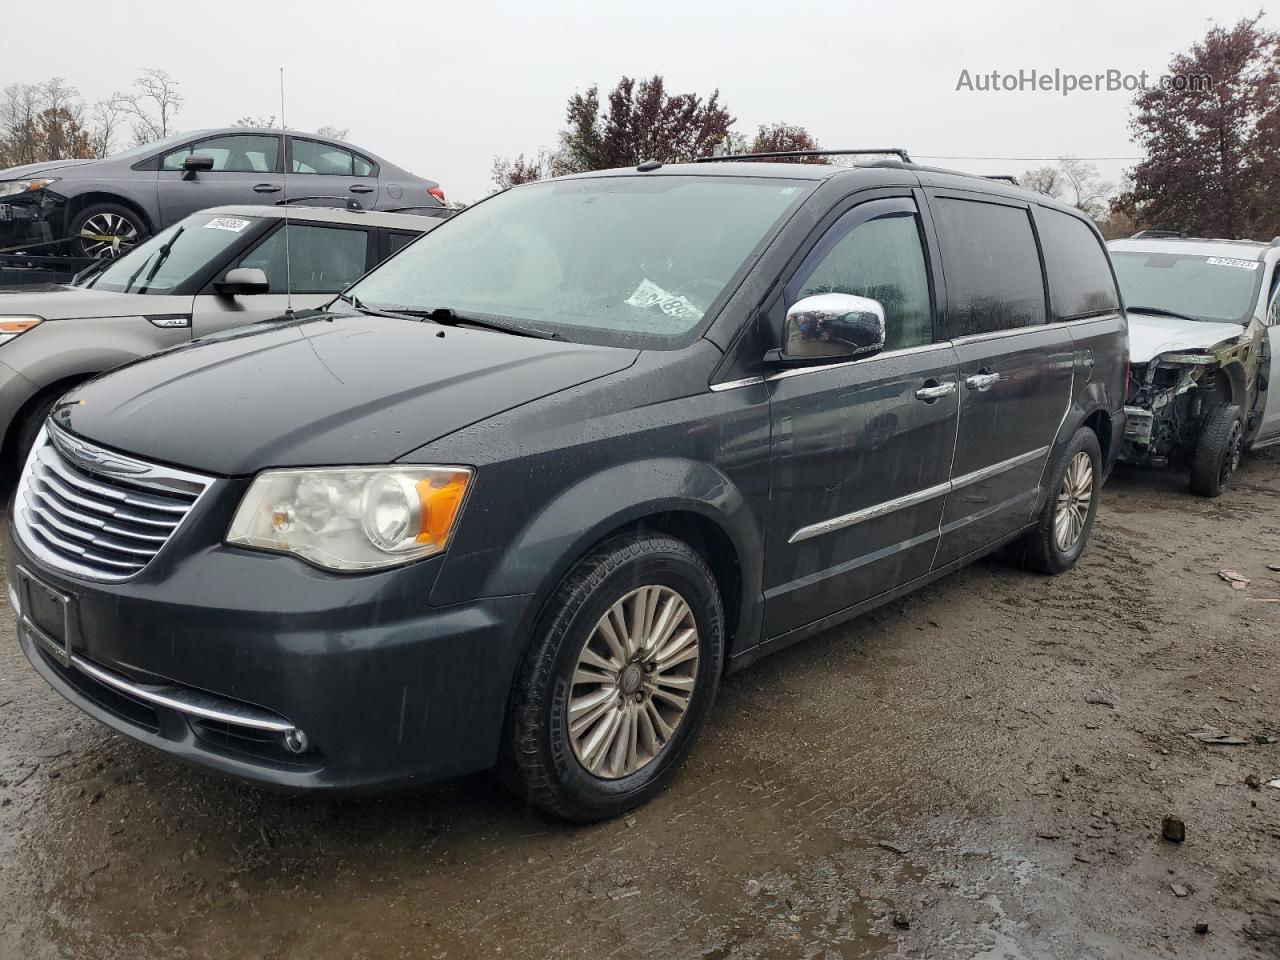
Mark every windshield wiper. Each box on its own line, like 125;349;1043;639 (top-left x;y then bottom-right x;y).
126;226;184;294
1126;305;1206;323
333;291;415;320
383;305;567;341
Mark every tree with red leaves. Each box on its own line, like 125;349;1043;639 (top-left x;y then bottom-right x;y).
1116;14;1280;238
748;122;823;161
493;75;734;188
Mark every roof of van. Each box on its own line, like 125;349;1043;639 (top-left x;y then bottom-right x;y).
553;159;1054;202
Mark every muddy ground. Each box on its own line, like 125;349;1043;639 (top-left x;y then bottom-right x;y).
1;453;1278;960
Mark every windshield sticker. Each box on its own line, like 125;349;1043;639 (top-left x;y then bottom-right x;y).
625;279;703;322
203;217;252;233
1206;257;1260;270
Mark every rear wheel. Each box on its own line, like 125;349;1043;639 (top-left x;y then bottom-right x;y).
500;534;724;822
1010;426;1102;575
69;202;147;259
1189;403;1243;498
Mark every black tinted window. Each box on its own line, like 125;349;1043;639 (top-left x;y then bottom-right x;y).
387;230;419;255
238;224;368;293
934;197;1046;336
1037;208;1119;319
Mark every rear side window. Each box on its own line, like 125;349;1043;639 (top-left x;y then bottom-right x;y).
386;230;420;256
291;139;375;177
1037;208;1119;319
933;197;1046;336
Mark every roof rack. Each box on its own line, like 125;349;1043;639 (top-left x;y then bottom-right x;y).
983;175;1020;185
274;196;365;212
1129;229;1185;239
695;148;912;164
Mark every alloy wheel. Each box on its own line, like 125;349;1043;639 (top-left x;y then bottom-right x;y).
78;213;140;259
1053;451;1094;553
567;585;700;780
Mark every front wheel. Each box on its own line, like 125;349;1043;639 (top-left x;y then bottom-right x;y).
69;202;147;259
1010;426;1102;575
1189;403;1243;498
500;534;724;822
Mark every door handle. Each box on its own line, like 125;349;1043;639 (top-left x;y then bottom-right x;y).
253;183;281;193
965;372;1001;391
915;381;957;402
349;184;375;194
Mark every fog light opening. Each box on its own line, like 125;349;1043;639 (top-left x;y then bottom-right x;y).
283;728;310;754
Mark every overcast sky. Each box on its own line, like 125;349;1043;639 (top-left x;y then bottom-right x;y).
7;0;1268;203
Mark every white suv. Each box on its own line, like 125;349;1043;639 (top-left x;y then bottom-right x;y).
1108;234;1280;495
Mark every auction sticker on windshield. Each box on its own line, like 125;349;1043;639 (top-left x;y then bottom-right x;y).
203;217;252;233
1206;257;1260;270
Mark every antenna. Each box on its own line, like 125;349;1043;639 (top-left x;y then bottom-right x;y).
279;67;294;318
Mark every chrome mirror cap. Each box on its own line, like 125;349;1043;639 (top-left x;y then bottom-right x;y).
781;293;887;363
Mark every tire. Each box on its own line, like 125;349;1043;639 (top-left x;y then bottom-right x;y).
68;202;147;259
500;534;725;822
1189;403;1243;498
1010;426;1102;575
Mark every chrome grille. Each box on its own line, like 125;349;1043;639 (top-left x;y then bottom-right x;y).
13;424;212;582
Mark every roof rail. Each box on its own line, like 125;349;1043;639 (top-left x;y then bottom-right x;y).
984;175;1020;185
695;148;912;164
1129;229;1185;239
274;196;365;212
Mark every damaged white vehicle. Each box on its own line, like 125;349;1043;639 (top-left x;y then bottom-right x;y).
1109;235;1280;496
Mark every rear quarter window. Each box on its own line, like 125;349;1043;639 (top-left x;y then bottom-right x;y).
933;196;1047;337
1036;208;1119;319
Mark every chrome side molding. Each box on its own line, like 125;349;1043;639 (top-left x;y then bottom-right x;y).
788;444;1050;544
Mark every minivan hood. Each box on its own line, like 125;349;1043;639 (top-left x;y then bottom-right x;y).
54;314;639;475
1127;311;1245;364
0;285;188;320
0;158;96;180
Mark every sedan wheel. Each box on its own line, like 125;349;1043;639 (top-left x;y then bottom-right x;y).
77;211;141;259
1053;451;1094;552
568;585;699;779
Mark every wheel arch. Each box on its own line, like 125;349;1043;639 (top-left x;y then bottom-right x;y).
465;458;765;667
1;372;95;473
65;192;155;235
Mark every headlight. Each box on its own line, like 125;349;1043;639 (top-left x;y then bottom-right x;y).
0;178;58;199
0;316;42;346
227;465;473;572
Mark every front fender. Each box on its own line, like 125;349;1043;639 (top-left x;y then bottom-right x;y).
434;457;765;656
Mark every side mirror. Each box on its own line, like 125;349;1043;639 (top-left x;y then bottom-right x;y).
776;293;886;364
182;154;215;178
215;267;270;296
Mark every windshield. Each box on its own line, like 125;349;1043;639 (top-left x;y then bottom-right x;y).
346;175;809;347
1111;250;1263;323
87;213;260;294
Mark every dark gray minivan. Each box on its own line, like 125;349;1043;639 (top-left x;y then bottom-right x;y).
6;156;1127;821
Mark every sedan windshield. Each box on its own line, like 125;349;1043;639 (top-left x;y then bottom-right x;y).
346;175;809;347
86;213;261;294
1111;251;1263;323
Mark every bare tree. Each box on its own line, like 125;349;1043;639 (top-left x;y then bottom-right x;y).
118;68;184;145
89;96;128;158
233;114;277;128
0;82;43;166
315;124;350;141
1019;157;1114;218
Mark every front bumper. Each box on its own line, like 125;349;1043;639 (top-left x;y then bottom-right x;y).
6;511;534;790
